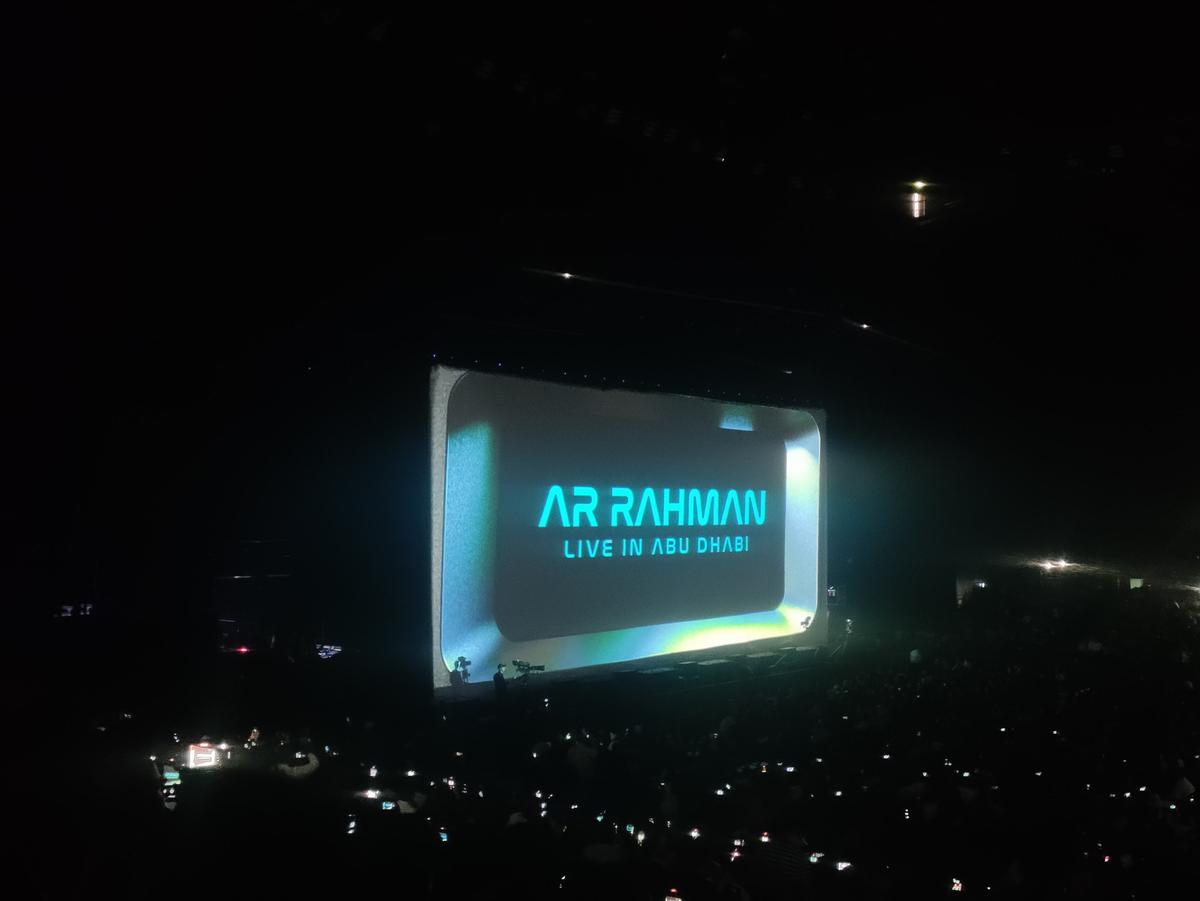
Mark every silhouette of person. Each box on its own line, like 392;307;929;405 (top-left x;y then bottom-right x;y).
493;663;508;703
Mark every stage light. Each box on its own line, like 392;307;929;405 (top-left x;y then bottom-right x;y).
913;181;927;190
562;272;572;279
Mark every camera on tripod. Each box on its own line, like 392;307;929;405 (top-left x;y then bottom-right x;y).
512;659;546;677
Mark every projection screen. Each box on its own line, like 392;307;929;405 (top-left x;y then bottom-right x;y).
430;366;826;690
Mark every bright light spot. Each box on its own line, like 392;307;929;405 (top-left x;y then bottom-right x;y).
760;832;771;843
785;766;795;773
809;852;825;863
716;789;725;796
365;789;379;799
834;790;843;797
562;273;572;280
369;766;377;778
689;827;701;839
636;830;645;846
405;770;416;777
913;181;927;190
882;754;891;760
836;861;852;872
951;877;964;892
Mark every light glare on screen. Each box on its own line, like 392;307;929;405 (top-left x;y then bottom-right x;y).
431;367;825;689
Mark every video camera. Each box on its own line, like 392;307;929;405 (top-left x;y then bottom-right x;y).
512;659;546;676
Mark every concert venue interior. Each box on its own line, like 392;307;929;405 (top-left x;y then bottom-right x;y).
12;4;1199;899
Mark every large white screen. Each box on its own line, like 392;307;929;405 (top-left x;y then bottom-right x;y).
431;367;826;689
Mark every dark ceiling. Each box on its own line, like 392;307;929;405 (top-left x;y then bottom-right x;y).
10;3;1199;630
